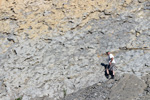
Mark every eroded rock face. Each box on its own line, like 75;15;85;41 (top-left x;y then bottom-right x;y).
0;0;150;100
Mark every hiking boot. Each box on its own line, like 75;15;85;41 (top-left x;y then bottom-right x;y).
106;75;109;79
111;75;114;79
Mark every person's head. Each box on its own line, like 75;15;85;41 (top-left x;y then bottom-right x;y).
106;51;110;55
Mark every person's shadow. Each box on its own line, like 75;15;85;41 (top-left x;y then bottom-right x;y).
101;63;113;79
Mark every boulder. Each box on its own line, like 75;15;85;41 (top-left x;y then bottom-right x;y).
109;74;146;100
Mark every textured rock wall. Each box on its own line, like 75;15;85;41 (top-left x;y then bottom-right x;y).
0;0;150;100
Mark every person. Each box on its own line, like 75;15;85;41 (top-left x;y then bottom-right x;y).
106;51;116;79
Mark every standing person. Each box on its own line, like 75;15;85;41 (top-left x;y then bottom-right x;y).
106;51;116;79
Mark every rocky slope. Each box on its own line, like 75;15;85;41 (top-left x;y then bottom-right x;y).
61;74;148;100
0;0;150;100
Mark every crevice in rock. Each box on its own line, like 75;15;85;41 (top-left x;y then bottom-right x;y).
43;38;52;43
1;32;11;35
70;10;102;31
70;24;80;30
131;68;136;74
87;31;93;34
7;38;15;43
102;10;112;16
13;50;17;55
83;10;101;20
1;17;17;21
24;57;33;61
119;47;150;50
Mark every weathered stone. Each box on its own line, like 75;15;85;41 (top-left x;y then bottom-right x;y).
109;74;146;100
0;0;149;99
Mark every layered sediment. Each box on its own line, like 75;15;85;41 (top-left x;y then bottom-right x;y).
0;0;150;100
